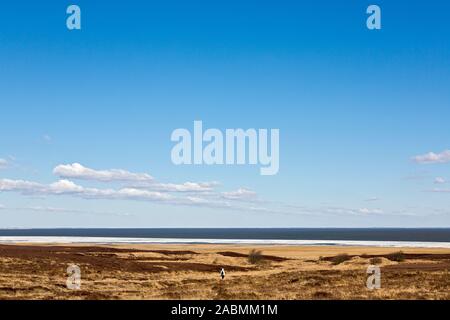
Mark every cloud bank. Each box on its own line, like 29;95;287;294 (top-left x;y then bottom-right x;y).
0;163;266;214
53;163;154;183
413;150;450;164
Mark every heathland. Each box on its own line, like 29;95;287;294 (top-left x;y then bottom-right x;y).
0;244;448;300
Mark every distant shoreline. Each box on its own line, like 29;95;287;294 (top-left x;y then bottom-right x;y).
0;243;449;299
2;228;450;248
1;236;450;248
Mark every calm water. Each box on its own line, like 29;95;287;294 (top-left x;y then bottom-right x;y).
0;228;449;242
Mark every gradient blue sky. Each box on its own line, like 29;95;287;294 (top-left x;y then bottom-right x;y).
1;1;450;227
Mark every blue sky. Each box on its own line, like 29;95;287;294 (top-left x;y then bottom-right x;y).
1;1;450;227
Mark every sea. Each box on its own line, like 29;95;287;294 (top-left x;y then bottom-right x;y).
0;228;450;248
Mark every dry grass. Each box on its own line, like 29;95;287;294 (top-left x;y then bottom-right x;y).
0;244;449;300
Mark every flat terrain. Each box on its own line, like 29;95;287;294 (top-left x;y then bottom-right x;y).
0;244;449;300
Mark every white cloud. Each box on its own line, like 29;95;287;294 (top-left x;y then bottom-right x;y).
0;177;276;215
2;163;247;210
0;205;130;217
2;175;422;219
429;188;450;193
157;182;218;192
0;159;8;169
43;134;52;143
131;181;219;192
53;163;154;183
0;178;170;202
53;163;222;194
0;179;44;193
114;188;173;201
434;177;446;184
222;188;258;201
1;179;319;216
49;179;85;194
413;150;450;164
3;163;405;219
358;208;384;214
321;206;384;215
27;206;82;213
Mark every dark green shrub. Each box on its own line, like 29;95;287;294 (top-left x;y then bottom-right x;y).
387;251;405;262
248;249;264;264
331;253;351;265
370;257;383;265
